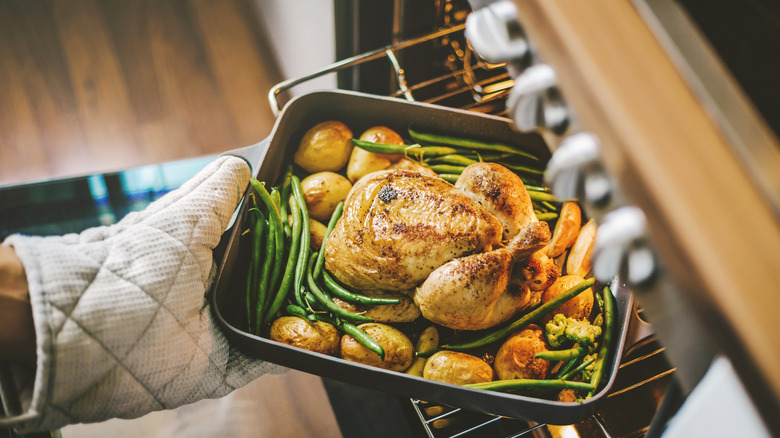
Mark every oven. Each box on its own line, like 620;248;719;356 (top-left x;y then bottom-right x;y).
262;0;778;436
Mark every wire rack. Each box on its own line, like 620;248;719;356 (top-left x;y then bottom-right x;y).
268;24;675;438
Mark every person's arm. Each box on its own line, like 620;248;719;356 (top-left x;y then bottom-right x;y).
0;245;35;364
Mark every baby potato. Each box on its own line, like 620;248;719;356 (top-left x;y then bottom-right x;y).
269;316;340;356
494;325;550;380
309;218;328;251
540;275;594;324
566;218;597;278
423;351;494;385
301;172;352;222
340;323;414;371
347;126;405;183
294;121;353;173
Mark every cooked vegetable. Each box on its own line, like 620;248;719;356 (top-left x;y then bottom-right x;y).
423;351;494;385
544;314;602;347
407;126;538;161
305;253;373;323
245;204;265;333
294;121;354;173
332;291;420;323
314;201;343;279
566;218;597;277
351;139;458;159
589;286;616;396
300;172;352;222
290;175;310;309
279;165;293;237
466;379;595;393
421;277;596;355
308;218;328;251
340;323;414;371
269;316;340;355
535;346;587;361
321;270;401;306
347;126;404;183
406;326;439;377
579;353;598;381
494;325;550;381
547;202;582;258
264;194;303;322
540;275;595;324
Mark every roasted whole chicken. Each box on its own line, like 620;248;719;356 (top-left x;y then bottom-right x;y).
324;163;557;330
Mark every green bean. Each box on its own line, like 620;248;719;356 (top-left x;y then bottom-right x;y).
560;357;597;381
319;315;384;360
536;212;559;221
279;165;293;238
249;178;285;301
438;174;460;184
541;200;557;212
256;214;275;331
554;356;582;379
314;201;344;279
245;205;265;333
264;195;303;322
419;278;596;356
305;253;373;323
285;304;310;320
408;126;539;161
501;162;544;176
351;139;458;159
429;164;467;175
466;379;595;393
469;152;515;162
291;175;311;308
524;184;550;193
535;346;587;361
529;191;563;203
425;154;477;167
588;286;615;397
321;270;401;305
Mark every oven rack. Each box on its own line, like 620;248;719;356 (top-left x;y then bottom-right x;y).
266;24;675;438
268;24;514;118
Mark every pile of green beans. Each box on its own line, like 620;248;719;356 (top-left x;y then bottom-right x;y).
244;170;398;356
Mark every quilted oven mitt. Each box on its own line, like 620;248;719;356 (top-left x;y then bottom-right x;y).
0;156;285;433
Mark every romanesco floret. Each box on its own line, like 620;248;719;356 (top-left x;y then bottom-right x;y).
544;314;602;348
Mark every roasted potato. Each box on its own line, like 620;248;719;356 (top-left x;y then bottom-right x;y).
423;351;494;385
347;126;405;183
340;323;414;371
332;290;421;323
301;171;352;222
566;218;597;278
294;121;353;173
309;218;328;251
269;316;340;356
540;275;594;324
547;202;582;258
494;325;550;380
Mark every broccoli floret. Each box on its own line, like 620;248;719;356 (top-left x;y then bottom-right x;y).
545;313;569;348
544;314;602;348
581;353;598;381
564;319;602;346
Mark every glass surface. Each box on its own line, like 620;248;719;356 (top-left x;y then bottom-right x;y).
0;156;216;240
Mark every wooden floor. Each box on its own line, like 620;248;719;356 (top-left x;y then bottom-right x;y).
1;1;343;436
0;0;281;186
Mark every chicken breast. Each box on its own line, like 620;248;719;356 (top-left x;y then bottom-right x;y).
455;162;537;240
324;170;503;291
414;222;551;330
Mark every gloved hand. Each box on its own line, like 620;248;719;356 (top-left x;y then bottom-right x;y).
0;156;285;433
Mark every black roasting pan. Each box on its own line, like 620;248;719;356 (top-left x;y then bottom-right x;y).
211;90;634;425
